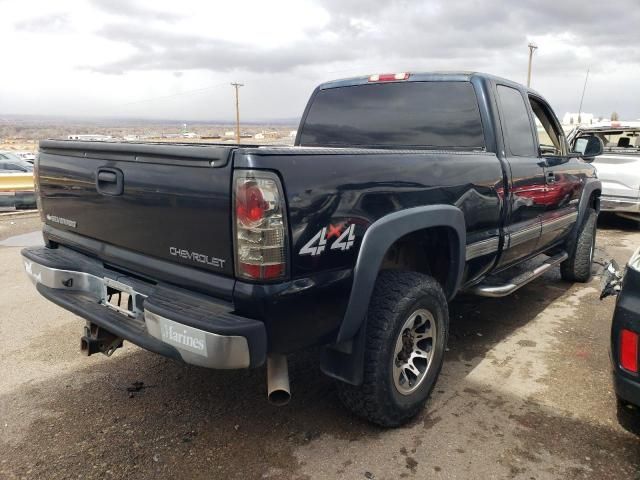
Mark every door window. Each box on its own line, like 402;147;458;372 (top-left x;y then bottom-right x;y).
529;97;565;156
497;85;537;157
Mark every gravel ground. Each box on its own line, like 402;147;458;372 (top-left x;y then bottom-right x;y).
0;213;639;479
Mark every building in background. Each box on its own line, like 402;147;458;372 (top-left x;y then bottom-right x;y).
254;131;279;140
67;134;113;141
562;112;595;126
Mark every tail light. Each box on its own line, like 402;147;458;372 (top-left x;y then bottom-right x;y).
620;329;639;373
233;170;288;281
368;72;410;82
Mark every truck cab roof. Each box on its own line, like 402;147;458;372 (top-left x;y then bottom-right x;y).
317;71;538;95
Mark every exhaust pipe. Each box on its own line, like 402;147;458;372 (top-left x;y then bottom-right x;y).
267;354;291;406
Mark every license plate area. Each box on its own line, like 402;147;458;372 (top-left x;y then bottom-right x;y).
101;278;144;318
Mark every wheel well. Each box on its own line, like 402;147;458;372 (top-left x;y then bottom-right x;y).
590;190;601;212
379;227;455;291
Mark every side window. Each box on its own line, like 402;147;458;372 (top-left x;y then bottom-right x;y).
497;85;537;157
529;97;564;156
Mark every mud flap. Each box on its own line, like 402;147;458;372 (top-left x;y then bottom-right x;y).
320;323;367;385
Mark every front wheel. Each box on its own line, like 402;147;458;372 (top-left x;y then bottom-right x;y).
336;271;448;427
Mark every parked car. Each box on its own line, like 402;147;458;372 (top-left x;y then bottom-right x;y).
0;155;35;209
568;123;640;223
22;72;603;426
602;249;640;433
14;151;37;164
0;156;34;173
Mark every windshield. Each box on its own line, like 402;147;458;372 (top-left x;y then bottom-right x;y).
0;159;33;172
589;129;640;153
0;151;22;161
298;81;485;150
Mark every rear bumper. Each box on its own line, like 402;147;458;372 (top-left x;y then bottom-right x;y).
614;371;640;407
22;246;267;369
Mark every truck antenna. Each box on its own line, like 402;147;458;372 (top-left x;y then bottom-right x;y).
577;68;590;124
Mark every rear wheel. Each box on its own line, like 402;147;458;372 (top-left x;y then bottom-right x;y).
561;208;597;282
336;271;448;427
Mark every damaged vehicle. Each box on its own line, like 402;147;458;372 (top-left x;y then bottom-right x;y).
23;72;602;426
569;122;640;223
602;249;640;434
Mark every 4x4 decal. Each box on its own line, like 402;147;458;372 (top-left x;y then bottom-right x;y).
299;223;356;256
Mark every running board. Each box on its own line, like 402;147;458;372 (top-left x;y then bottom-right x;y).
466;251;569;298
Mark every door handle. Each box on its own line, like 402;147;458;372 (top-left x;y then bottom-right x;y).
545;171;556;184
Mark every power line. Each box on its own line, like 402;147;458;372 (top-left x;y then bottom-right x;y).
527;42;538;88
119;81;229;108
231;82;244;144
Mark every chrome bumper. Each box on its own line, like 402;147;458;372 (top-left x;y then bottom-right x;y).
22;250;260;369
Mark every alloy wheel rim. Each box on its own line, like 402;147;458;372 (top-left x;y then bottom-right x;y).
392;308;436;396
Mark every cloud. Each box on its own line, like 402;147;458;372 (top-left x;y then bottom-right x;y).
90;0;178;22
14;13;71;33
85;23;354;74
85;0;640;78
2;0;639;120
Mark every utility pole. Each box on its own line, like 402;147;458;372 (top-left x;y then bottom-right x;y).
231;82;244;144
527;42;538;88
577;68;590;124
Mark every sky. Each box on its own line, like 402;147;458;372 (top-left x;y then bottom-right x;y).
1;0;639;122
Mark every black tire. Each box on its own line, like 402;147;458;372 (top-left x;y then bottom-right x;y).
336;270;448;427
616;397;640;436
561;208;597;282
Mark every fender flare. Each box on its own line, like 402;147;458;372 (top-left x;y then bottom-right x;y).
336;205;466;344
568;178;601;247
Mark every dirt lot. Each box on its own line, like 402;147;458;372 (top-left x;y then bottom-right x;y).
1;213;639;479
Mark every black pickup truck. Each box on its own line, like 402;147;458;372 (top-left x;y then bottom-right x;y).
23;72;604;427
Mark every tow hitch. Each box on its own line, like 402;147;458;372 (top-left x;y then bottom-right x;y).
80;322;123;357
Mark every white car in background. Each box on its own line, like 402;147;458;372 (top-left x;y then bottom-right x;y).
569;122;640;222
14;151;37;163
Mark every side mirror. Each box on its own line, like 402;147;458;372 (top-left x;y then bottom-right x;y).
572;135;604;162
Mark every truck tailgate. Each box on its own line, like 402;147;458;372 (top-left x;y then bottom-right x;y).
38;140;236;279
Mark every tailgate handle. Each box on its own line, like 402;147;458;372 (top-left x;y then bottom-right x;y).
97;171;117;183
96;168;124;196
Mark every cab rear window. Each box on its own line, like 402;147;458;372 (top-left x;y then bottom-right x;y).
298;81;485;150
